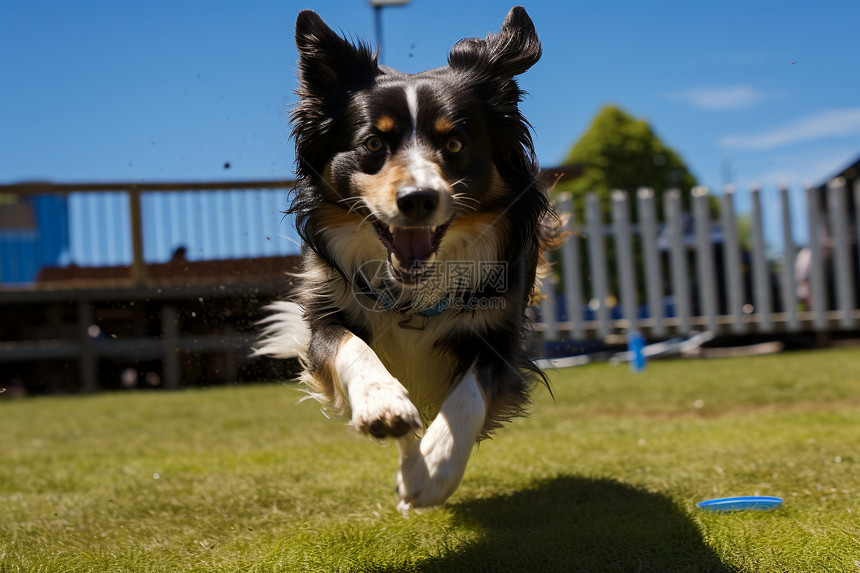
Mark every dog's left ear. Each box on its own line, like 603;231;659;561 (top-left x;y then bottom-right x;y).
448;6;541;78
292;10;380;180
295;10;379;99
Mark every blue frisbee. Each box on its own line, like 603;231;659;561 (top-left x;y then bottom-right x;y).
697;496;783;511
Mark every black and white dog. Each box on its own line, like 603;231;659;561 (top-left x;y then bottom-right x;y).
257;6;557;509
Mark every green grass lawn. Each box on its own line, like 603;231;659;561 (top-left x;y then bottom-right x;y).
2;347;859;572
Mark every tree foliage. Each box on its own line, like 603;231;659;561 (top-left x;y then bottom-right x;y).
557;105;698;209
550;105;705;307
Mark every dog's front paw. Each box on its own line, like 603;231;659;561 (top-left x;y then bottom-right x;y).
351;378;422;439
395;429;465;509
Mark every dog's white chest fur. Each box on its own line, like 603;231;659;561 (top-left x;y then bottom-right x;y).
365;312;461;420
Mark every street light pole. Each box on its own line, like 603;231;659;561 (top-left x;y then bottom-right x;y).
374;4;383;61
368;0;411;66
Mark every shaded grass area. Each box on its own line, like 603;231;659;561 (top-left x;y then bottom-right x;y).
2;348;859;572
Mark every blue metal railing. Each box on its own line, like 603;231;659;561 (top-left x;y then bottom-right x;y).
0;180;299;286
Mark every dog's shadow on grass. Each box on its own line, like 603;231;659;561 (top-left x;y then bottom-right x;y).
417;476;733;572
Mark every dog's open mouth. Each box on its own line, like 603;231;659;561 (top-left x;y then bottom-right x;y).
370;218;450;283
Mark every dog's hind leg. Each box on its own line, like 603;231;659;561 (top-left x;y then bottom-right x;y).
395;366;486;509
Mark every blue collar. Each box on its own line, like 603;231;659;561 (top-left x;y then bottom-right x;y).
416;295;451;317
353;271;453;317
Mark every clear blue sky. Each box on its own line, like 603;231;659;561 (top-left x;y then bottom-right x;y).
3;0;859;193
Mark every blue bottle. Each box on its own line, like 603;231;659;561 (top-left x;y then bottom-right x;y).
629;331;646;372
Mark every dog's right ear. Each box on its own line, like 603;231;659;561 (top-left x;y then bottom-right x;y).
295;10;378;97
448;6;541;80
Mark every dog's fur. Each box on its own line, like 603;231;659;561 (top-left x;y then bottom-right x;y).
256;6;556;509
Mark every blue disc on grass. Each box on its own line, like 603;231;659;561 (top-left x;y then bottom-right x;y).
697;496;783;511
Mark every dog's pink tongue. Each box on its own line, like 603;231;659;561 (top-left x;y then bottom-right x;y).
392;227;434;262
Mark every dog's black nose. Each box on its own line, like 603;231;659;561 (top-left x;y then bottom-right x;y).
396;187;439;223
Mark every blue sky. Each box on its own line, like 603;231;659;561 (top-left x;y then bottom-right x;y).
3;0;859;194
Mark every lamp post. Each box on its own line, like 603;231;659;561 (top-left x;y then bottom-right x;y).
368;0;411;65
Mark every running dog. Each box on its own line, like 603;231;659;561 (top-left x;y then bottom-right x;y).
257;6;557;509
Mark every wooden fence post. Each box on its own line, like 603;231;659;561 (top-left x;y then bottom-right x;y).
827;178;856;328
855;179;860;290
129;187;146;286
805;184;828;329
720;185;744;333
665;189;691;334
78;300;97;393
611;190;638;332
750;186;773;331
558;194;584;339
692;187;718;332
539;269;558;342
585;192;610;338
637;188;665;337
779;185;800;331
161;305;180;390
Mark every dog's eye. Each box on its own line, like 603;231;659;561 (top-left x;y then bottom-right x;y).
446;137;464;154
364;136;384;153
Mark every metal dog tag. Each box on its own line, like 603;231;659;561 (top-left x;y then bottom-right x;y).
397;314;429;330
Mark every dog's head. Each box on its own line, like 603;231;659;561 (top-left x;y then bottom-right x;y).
291;7;544;286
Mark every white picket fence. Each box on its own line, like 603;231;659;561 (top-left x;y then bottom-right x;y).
537;178;860;342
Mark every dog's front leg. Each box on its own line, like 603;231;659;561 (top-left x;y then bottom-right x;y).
396;367;486;509
333;332;423;439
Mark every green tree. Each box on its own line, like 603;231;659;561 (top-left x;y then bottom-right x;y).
550;105;706;310
556;104;698;218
